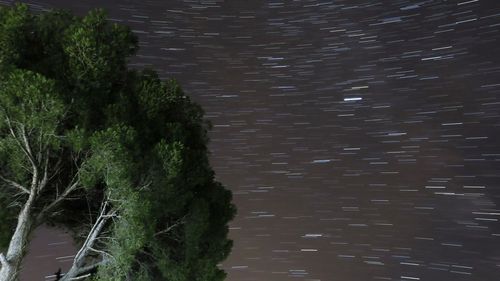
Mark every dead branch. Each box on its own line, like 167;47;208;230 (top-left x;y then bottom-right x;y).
0;174;30;195
60;198;116;281
0;253;7;268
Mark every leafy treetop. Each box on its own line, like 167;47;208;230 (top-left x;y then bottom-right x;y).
0;3;235;281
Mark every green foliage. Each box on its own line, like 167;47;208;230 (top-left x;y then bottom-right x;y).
0;3;32;68
0;3;235;280
63;9;137;90
0;69;64;131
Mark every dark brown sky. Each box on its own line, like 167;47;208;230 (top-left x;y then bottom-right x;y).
5;0;500;280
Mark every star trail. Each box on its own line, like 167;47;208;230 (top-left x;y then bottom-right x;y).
4;0;500;280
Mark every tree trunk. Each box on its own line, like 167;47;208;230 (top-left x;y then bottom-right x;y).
0;192;36;281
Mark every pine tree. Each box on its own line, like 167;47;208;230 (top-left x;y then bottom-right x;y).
0;4;235;280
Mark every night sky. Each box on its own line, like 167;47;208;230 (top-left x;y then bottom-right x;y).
4;0;500;280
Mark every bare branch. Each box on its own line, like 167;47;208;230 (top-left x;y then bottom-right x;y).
37;179;79;220
69;259;108;280
19;126;38;170
154;215;186;237
19;126;40;191
4;117;35;170
0;253;7;267
0;174;30;195
61;199;116;281
38;150;50;192
88;247;114;260
74;204;115;263
67;273;91;280
49;156;63;182
5;118;40;194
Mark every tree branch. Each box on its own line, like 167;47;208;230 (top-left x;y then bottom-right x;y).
49;156;63;182
59;258;108;281
88;247;114;260
37;179;79;221
0;252;7;267
0;174;30;194
5;117;37;174
66;273;91;280
74;203;115;263
38;149;50;192
71;259;108;280
20;126;40;191
60;200;115;281
19;126;36;167
154;216;186;237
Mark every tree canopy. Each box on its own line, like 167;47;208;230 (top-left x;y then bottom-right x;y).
0;4;235;281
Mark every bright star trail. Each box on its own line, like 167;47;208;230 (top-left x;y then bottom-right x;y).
4;0;500;280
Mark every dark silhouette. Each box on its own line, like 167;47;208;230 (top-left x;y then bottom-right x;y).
54;268;62;281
